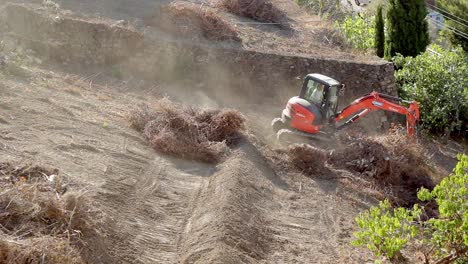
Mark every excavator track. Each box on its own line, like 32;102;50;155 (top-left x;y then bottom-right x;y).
276;128;336;149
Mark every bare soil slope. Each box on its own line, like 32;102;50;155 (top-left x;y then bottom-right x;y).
0;54;375;262
0;1;463;263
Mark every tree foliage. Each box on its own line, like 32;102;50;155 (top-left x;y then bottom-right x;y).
437;0;468;52
336;15;375;51
394;44;468;136
353;200;421;260
374;5;385;57
353;154;468;263
417;154;468;263
385;0;429;58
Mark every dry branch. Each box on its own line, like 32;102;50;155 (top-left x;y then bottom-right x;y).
0;162;101;264
157;2;241;42
220;0;290;29
130;100;245;163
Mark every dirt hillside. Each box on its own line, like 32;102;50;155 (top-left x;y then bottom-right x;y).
0;1;464;263
0;53;377;263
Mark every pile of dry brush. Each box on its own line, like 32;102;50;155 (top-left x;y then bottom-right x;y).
220;0;291;29
156;2;241;42
0;162;100;264
287;144;330;176
287;133;435;206
130;99;246;163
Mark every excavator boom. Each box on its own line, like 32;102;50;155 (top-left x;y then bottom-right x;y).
334;91;420;138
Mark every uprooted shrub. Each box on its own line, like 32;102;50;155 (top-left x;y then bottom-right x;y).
156;2;241;42
287;144;331;177
285;132;435;206
220;0;290;29
0;162;101;264
330;133;434;206
129;99;246;163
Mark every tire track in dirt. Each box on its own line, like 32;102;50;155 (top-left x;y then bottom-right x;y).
0;65;373;263
0;72;215;263
177;141;286;263
97;154;213;263
0;73;277;263
263;172;373;263
0;70;283;263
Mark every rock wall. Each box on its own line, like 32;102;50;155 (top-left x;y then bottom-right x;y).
127;44;397;101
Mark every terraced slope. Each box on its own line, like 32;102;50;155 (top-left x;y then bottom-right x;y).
0;59;371;263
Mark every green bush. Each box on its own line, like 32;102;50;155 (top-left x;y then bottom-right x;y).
394;44;468;136
352;200;421;260
385;0;429;58
374;5;385;57
335;15;375;51
353;154;468;263
417;154;468;263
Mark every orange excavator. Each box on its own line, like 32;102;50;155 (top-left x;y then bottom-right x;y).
272;73;420;142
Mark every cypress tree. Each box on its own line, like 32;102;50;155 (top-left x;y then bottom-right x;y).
375;5;385;58
385;0;429;58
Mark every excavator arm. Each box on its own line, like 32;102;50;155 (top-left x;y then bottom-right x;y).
334;91;420;138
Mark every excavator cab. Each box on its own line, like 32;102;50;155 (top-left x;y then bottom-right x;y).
272;74;343;135
299;74;342;120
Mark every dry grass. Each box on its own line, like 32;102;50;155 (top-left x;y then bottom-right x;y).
220;0;290;29
0;162;101;264
157;2;241;42
0;237;83;264
3;63;31;79
64;86;82;96
130;99;246;163
314;25;347;48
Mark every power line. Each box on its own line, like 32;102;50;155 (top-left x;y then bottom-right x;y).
427;3;468;24
426;47;441;56
229;19;321;25
428;17;468;39
427;7;468;29
427;17;468;39
427;17;468;40
427;3;468;25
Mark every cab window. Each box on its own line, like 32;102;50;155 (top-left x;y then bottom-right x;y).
303;80;325;105
326;85;339;118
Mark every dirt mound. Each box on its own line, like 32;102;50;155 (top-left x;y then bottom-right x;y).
330;134;434;206
220;0;290;28
130;99;245;163
154;2;241;42
0;162;101;264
